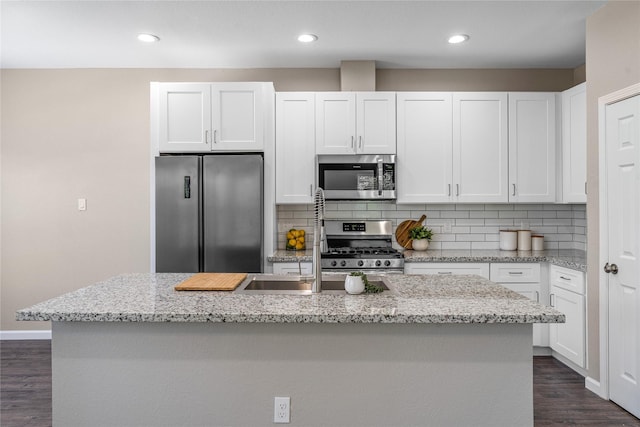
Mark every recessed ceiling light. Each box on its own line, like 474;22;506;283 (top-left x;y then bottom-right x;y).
448;34;469;44
137;33;160;43
297;34;318;43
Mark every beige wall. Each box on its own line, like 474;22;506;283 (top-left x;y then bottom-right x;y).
1;67;580;331
585;1;640;381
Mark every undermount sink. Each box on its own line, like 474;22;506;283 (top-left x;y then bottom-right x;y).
234;274;393;295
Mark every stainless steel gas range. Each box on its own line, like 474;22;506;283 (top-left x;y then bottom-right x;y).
320;220;404;274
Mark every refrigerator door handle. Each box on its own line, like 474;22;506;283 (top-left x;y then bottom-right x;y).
184;176;191;199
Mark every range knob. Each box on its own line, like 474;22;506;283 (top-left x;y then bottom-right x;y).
331;260;337;267
384;260;391;267
357;260;364;267
375;260;382;267
340;260;347;267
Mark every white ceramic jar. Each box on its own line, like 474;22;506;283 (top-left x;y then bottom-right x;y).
344;275;365;295
531;235;544;251
517;230;532;251
499;230;518;251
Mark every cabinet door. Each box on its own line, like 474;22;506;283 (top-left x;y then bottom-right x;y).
356;92;396;154
211;83;264;151
453;93;508;202
549;285;585;367
508;93;556;202
158;83;212;153
501;283;548;346
397;93;453;203
316;92;356;154
561;83;587;203
275;93;316;203
404;262;490;279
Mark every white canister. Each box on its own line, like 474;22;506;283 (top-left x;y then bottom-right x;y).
531;235;544;251
499;230;518;251
517;230;532;251
344;275;365;295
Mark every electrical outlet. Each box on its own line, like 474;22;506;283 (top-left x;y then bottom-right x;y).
443;221;452;233
274;396;290;424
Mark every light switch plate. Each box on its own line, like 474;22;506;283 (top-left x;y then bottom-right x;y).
77;198;87;211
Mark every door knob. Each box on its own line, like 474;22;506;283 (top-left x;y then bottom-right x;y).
604;263;619;274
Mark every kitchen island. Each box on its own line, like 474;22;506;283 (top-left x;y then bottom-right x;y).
18;273;564;427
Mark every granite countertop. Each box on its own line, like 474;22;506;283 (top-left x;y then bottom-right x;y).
16;273;564;324
269;249;587;272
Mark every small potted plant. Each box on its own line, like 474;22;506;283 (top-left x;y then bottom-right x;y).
409;225;433;251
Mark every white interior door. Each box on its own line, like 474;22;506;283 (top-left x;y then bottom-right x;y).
606;94;640;418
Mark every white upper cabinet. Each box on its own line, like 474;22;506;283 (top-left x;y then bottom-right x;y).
508;92;556;202
158;83;212;152
453;92;509;203
316;92;396;155
397;92;453;203
211;83;264;151
157;82;266;153
560;83;587;203
275;93;316;204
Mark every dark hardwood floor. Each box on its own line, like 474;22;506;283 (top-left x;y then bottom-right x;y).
1;340;639;427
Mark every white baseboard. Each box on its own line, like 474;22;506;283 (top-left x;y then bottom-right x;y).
0;330;51;340
585;376;607;399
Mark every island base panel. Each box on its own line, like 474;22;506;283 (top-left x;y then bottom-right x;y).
52;321;533;427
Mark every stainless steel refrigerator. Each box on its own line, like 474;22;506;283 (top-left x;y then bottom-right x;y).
155;154;263;273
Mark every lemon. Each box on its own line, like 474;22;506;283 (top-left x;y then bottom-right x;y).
295;242;304;250
288;238;297;247
297;236;305;244
299;230;305;236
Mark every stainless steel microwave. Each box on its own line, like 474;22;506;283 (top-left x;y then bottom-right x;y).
317;154;396;200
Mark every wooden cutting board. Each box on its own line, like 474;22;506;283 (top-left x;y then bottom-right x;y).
395;214;427;249
175;273;247;291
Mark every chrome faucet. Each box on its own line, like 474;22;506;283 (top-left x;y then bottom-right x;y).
312;188;326;293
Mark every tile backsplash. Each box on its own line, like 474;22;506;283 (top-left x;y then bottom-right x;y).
276;202;587;251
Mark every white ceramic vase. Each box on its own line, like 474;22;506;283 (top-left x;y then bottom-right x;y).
344;275;365;295
412;239;429;251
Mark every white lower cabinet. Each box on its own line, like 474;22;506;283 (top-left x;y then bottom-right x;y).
548;265;586;368
273;262;312;275
404;263;490;279
490;263;548;347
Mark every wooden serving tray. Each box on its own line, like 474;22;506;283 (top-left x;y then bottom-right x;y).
174;273;247;291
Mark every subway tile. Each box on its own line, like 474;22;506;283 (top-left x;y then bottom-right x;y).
485;218;516;226
444;211;471;219
428;204;456;211
472;241;500;250
527;211;557;218
396;203;427;210
498;210;528;219
385;210;414;219
353;211;381;219
574;219;587;227
469;226;500;234
544;234;574;242
514;204;544;211
459;204;485;210
441;241;472;250
451;226;471;234
367;202;397;211
557;226;575;234
293;211;315;219
339;203;367;211
545;203;571;211
469;211;499;218
543;218;572;226
457;234;485;242
432;234;455;242
556;211;573;219
455;218;485;226
424;210;441;219
485;204;512;211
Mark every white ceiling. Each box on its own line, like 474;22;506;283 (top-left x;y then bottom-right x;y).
1;0;607;69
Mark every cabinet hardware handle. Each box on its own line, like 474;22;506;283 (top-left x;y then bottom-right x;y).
205;130;209;144
309;184;313;197
559;276;571;281
456;184;459;196
213;130;217;144
512;184;516;196
585;181;587;195
448;184;451;196
604;262;618;274
437;272;452;275
535;291;540;303
508;271;523;275
184;176;191;199
358;136;363;149
351;136;354;149
550;294;555;307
